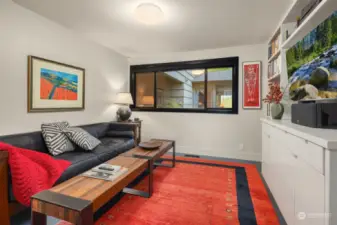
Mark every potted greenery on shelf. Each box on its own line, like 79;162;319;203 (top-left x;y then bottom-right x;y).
264;83;284;120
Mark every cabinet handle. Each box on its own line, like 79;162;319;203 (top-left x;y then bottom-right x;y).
292;153;298;159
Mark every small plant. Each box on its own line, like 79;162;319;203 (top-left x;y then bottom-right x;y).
263;83;283;104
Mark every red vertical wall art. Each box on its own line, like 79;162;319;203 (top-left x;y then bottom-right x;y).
243;61;261;109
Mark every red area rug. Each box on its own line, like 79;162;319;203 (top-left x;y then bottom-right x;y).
57;157;279;225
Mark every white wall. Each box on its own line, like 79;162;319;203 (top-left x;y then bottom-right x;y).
0;0;129;135
0;0;267;161
129;44;268;161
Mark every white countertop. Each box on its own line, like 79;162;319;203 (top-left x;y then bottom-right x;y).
261;117;337;150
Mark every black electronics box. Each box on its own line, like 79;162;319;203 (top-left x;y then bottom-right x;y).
291;99;337;129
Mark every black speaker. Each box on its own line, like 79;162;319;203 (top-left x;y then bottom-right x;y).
292;100;337;129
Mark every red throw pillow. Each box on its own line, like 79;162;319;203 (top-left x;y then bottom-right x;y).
0;142;71;206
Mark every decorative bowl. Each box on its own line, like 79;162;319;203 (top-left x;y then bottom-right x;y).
139;141;162;150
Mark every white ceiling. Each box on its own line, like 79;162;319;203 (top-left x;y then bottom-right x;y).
13;0;293;57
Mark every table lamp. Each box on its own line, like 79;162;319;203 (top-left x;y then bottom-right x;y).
115;92;134;121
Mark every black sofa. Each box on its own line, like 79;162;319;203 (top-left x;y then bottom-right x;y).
0;122;136;223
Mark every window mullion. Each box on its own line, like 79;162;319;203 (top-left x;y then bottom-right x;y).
154;71;157;109
204;68;208;110
131;72;136;108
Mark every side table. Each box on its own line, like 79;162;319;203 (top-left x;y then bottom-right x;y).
111;120;142;145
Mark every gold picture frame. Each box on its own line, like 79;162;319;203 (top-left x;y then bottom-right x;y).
27;56;85;112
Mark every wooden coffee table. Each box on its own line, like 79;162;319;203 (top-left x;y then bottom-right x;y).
121;139;176;168
31;156;151;225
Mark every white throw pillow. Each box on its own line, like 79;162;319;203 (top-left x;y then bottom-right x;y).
63;127;101;151
41;121;75;156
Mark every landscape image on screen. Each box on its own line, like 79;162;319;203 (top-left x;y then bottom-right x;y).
287;11;337;101
40;68;78;100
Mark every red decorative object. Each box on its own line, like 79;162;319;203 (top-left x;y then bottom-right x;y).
0;142;71;206
58;156;280;225
263;82;283;104
243;61;261;109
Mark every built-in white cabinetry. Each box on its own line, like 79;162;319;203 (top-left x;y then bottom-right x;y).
261;118;337;225
295;157;325;225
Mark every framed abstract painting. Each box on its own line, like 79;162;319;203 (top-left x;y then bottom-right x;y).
242;61;261;109
27;56;85;112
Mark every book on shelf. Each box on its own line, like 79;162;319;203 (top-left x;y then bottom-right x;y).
268;45;272;59
268;34;281;59
268;56;281;79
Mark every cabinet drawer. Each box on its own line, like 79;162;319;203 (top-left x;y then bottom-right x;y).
267;125;290;148
262;123;271;136
286;133;324;174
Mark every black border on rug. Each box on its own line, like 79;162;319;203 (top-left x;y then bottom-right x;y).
95;159;258;225
167;159;257;225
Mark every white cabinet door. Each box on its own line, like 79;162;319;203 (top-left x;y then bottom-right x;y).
295;157;325;225
264;126;296;225
262;129;271;181
271;143;296;225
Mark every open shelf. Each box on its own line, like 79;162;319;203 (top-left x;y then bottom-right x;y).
268;28;281;44
266;0;337;91
268;50;281;63
282;0;337;49
283;0;318;24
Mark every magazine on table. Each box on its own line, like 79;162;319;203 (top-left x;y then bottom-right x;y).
82;163;128;181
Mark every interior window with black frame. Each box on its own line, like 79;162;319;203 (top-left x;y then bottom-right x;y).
206;67;233;109
135;72;155;108
156;70;205;109
130;57;238;114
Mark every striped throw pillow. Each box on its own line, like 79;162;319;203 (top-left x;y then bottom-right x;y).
41;122;75;156
63;127;101;151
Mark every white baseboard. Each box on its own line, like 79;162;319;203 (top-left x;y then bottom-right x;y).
166;144;262;162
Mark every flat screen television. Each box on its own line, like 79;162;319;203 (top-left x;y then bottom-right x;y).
286;11;337;101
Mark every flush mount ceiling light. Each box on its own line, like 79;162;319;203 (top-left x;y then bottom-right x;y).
191;69;205;75
134;3;164;25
